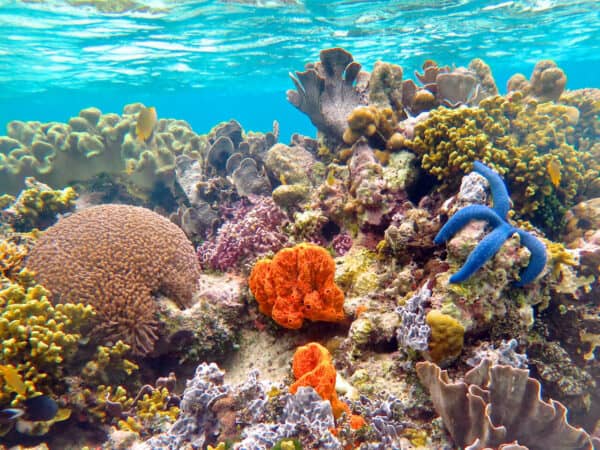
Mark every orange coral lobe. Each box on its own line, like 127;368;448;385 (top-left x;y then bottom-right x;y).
248;243;345;329
290;342;349;419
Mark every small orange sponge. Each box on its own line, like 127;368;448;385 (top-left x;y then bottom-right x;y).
290;342;349;418
248;243;345;329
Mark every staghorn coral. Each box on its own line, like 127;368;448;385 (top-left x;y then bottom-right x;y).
406;93;600;236
416;358;598;450
248;243;345;329
26;204;200;355
0;268;94;406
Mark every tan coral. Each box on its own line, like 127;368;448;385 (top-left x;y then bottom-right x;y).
26;204;200;355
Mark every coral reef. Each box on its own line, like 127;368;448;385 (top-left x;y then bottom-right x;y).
248;243;345;329
26;204;200;355
416;358;598;449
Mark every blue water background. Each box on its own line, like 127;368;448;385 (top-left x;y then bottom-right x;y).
1;0;599;141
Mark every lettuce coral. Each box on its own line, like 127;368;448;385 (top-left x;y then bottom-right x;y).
26;204;200;355
248;243;345;329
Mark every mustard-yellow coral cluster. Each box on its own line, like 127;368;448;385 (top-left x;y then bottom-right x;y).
407;93;600;235
425;310;465;366
7;180;77;231
0;268;94;406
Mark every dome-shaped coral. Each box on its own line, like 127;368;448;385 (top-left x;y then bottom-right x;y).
248;243;345;329
26;204;200;355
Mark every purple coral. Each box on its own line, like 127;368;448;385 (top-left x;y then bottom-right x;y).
197;196;290;272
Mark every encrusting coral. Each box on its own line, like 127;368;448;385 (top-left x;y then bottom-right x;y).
248;243;345;329
26;204;200;355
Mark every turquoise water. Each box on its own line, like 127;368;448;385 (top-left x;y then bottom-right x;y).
1;0;599;139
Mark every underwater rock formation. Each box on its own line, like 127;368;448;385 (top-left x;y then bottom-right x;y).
26;204;200;355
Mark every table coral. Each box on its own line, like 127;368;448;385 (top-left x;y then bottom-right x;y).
290;342;349;419
248;243;345;329
26;204;200;355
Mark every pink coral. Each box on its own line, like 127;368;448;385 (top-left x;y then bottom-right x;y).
197;196;289;272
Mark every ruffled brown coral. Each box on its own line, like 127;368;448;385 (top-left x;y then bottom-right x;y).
416;359;597;450
26;204;200;355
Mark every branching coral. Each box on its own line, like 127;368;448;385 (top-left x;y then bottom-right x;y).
26;204;200;355
407;93;599;236
1;177;76;232
0;268;94;407
248;243;345;329
197;196;289;272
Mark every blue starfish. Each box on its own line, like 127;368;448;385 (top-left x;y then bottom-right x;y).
434;161;547;286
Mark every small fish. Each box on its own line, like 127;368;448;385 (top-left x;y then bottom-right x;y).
547;158;561;188
23;395;58;422
326;169;336;186
0;365;26;396
279;173;287;185
0;408;23;424
136;106;157;143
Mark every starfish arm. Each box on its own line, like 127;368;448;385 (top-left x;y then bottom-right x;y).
449;222;516;283
434;205;505;245
473;161;511;220
514;229;547;286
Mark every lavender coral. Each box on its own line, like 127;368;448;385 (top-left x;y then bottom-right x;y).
197;196;289;272
25;204;200;355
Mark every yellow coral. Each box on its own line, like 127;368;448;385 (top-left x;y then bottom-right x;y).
407;93;600;236
426;310;465;366
135;387;180;424
8;180;77;231
0;268;94;406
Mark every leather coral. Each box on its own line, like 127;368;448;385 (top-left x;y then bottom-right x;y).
248;243;345;329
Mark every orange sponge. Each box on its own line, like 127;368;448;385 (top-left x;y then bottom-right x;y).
248;243;345;329
290;342;350;418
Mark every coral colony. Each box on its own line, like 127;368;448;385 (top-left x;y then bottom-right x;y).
0;47;599;450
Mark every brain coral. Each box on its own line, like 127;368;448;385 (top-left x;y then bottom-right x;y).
26;204;200;355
